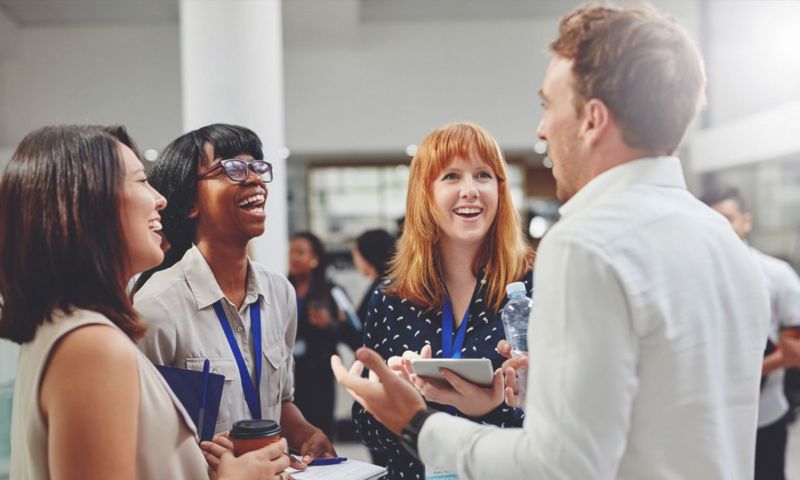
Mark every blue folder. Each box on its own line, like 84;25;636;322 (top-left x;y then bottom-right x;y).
155;364;225;441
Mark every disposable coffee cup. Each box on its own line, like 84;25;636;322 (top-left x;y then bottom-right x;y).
230;419;282;457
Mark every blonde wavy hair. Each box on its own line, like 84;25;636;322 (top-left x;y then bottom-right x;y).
385;122;534;312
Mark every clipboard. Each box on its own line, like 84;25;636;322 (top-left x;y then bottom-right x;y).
155;364;225;441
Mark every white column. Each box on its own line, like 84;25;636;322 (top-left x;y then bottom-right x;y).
180;0;288;273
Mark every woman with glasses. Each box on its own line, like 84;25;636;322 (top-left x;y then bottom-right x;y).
133;124;335;465
1;125;291;479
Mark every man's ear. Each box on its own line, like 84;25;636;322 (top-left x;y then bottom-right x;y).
580;98;611;147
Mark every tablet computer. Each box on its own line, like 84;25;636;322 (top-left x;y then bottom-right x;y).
410;358;493;388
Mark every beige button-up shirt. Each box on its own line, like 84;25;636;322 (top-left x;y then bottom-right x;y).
135;245;297;433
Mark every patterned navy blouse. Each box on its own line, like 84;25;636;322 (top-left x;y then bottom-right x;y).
352;269;533;480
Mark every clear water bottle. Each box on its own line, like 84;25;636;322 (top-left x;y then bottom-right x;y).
501;282;532;396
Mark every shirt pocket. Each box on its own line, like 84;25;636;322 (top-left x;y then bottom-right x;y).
186;357;237;427
263;342;288;406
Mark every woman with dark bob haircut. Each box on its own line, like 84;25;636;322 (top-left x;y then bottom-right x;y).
133;124;335;465
0;125;291;479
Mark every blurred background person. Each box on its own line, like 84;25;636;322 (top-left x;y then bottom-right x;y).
702;185;800;480
352;122;534;479
352;228;396;342
133;124;334;464
288;231;354;438
349;228;396;466
0;125;289;479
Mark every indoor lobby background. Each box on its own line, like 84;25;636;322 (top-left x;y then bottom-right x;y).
1;0;799;477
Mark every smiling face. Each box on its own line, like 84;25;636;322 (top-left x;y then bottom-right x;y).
119;142;167;277
193;143;268;246
431;153;499;250
537;56;587;203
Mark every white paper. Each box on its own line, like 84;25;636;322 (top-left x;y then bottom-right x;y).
286;459;385;480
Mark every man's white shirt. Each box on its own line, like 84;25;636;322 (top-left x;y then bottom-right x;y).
418;157;770;479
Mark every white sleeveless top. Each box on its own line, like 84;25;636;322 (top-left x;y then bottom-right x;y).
10;309;208;479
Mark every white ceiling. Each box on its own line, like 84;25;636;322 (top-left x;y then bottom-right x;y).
0;0;575;27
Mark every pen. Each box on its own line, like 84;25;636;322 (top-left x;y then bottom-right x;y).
308;457;348;466
283;451;302;463
197;359;210;440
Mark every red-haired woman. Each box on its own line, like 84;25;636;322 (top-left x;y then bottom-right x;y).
351;122;534;479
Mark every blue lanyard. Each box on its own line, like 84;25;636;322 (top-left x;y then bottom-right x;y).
441;298;469;359
213;300;262;419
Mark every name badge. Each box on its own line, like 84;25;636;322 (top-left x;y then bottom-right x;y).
425;465;459;480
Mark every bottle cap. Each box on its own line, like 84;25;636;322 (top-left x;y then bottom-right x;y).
505;282;526;296
230;419;281;439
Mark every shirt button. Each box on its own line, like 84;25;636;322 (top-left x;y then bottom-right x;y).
237;326;244;333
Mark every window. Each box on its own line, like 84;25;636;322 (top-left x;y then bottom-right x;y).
307;163;525;247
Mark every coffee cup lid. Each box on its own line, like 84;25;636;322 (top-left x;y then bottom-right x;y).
230;419;281;439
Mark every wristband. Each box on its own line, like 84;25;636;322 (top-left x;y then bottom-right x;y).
400;408;435;461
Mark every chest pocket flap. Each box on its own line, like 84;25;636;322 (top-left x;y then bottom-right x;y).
186;357;238;382
186;357;238;426
263;342;288;405
263;342;288;369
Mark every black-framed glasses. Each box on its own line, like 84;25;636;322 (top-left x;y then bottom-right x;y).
198;159;273;183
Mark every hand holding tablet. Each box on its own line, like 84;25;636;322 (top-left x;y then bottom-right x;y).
410;358;494;388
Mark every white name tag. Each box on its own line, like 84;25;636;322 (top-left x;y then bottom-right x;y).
425;465;459;480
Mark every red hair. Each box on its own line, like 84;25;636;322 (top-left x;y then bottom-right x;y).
386;122;533;311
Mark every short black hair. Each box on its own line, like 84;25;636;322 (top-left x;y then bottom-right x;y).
356;229;396;278
0;125;144;343
133;124;263;292
699;185;746;212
